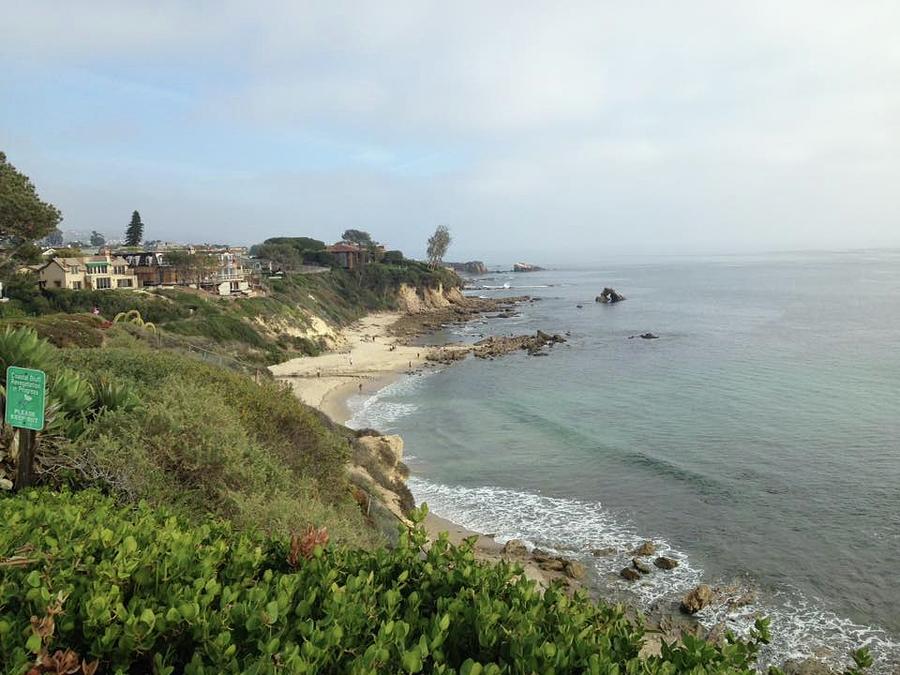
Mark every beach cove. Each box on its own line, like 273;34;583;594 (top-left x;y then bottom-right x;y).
274;253;900;674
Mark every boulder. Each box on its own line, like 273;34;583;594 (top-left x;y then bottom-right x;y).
596;287;626;303
502;539;528;556
654;556;679;570
539;558;565;572
782;659;834;675
620;567;641;581
632;541;656;557
531;548;552;562
591;547;617;557
564;560;587;580
680;584;714;614
632;558;652;574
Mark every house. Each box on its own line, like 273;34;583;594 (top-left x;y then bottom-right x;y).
192;248;251;296
39;255;140;291
118;252;179;287
326;243;373;270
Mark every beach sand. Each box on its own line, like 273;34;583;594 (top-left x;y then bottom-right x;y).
269;312;435;425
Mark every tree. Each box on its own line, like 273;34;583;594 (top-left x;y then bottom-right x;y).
341;229;375;247
165;249;220;287
251;243;303;271
90;230;106;247
426;225;451;268
125;211;144;247
0;151;62;271
44;229;64;247
383;250;405;265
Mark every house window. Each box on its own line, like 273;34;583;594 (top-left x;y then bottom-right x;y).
72;281;83;290
114;265;126;275
95;277;111;289
88;264;108;274
53;280;62;288
116;278;133;288
68;266;80;274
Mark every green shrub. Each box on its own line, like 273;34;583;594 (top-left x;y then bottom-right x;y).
56;347;373;546
0;314;106;348
0;491;779;674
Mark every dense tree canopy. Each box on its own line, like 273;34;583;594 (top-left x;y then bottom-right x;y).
0;151;62;270
341;229;376;247
89;230;105;247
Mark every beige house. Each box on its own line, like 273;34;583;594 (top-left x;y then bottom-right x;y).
39;255;140;291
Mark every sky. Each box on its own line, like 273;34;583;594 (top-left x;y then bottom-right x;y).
1;1;899;263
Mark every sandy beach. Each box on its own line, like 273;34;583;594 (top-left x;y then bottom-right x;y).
269;312;436;424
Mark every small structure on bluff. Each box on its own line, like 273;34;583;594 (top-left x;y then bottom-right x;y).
596;287;626;303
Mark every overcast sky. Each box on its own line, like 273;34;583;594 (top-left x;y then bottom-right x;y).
2;1;899;262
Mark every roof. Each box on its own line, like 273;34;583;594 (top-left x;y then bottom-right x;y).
48;255;131;267
327;243;365;253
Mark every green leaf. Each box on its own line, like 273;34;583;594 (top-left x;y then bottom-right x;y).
26;632;42;654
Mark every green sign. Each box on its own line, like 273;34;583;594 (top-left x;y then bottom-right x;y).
5;366;46;431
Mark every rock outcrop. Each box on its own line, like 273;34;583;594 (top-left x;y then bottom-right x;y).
595;287;626;303
632;541;656;556
472;331;566;359
447;261;488;275
654;556;679;570
632;558;653;574
680;584;714;614
348;433;413;527
513;262;545;272
502;539;528;556
564;560;586;580
620;567;642;581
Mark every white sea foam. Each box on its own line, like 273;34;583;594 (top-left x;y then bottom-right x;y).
408;478;900;673
345;371;435;431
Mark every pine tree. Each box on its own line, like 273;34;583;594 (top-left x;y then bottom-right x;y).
125;211;144;247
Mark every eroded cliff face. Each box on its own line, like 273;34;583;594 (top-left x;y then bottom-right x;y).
253;314;346;350
395;283;465;314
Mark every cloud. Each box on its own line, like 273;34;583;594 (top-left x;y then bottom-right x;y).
1;1;899;257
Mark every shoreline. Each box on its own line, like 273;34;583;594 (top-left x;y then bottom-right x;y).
269;302;591;594
269;312;437;426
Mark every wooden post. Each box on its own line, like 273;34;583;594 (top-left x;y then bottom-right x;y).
15;429;36;490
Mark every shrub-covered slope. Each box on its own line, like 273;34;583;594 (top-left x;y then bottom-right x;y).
0;490;781;675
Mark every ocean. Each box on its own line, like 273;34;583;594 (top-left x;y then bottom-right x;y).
346;250;900;671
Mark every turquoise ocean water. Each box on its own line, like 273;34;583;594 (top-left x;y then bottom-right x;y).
347;251;900;671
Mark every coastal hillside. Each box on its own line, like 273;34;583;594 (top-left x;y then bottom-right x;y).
2;260;460;368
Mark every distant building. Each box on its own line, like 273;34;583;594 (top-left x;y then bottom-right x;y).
39;255;140;291
326;243;369;270
325;242;385;270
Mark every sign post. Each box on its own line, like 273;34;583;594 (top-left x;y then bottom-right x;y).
4;366;46;489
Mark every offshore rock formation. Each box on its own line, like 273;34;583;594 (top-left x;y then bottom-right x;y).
513;262;545;272
427;330;567;364
596;287;626;303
